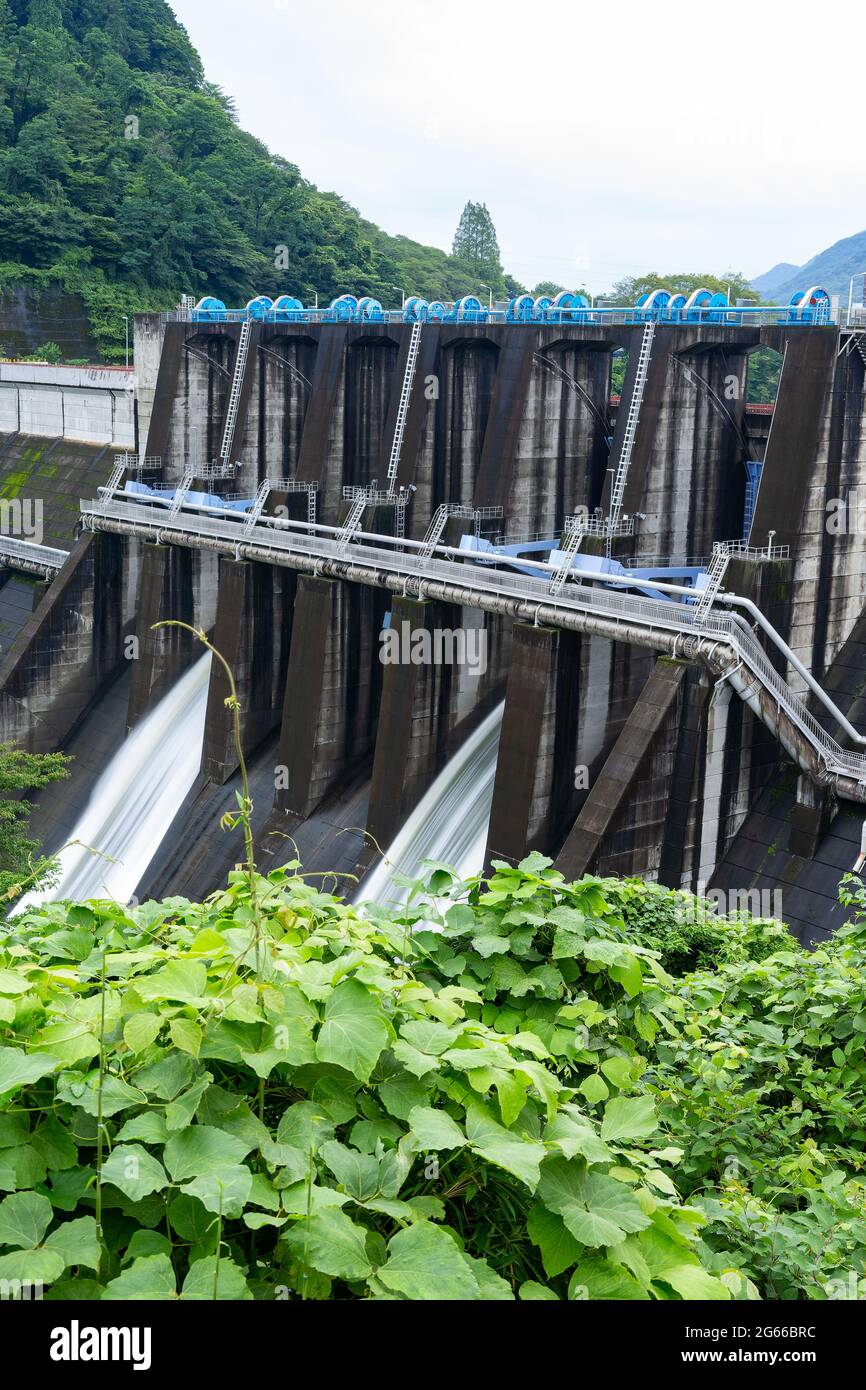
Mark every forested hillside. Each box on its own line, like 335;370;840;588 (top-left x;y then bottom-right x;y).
0;0;514;356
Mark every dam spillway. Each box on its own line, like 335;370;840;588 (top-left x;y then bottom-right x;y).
2;291;866;944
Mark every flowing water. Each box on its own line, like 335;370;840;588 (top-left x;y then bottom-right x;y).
17;654;212;909
358;702;504;909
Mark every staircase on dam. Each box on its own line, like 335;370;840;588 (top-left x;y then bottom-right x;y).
219;318;252;468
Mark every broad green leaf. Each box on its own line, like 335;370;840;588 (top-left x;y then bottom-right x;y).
519;1280;559;1300
136;959;208;1004
579;1073;609;1104
0;969;30;995
169;1018;202;1058
392;1040;438;1078
0;1047;60;1096
600;1056;636;1090
0;1190;53;1249
181;1256;252;1299
4;1143;46;1188
44;1216;101;1272
569;1256;649;1300
398;1021;462;1056
115;1113;168;1145
123;1231;172;1264
281;1208;372;1281
167;1195;217;1246
320;1141;380;1201
30;1118;77;1171
494;1072;528;1127
0;1247;66;1284
56;1071;145;1117
464;1100;545;1190
639;1227;730;1300
315;979;389;1081
102;1253;177;1300
32;1022;99;1067
407;1106;466;1152
378;1073;429;1121
123;1013;162;1054
545;1113;612;1165
378;1222;479;1301
164;1074;211;1131
182;1167;253;1218
163;1125;252;1181
600;1096;658;1143
101;1145;168;1202
276;1101;335;1152
538;1159;650;1249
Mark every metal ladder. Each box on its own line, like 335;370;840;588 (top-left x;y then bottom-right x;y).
243;478;272;533
336;492;369;552
549;516;587;595
853;333;866;369
101;457;128;498
692;542;731;621
385;320;422;494
219;319;252;467
606;320;655;556
419;504;452;560
169;469;196;516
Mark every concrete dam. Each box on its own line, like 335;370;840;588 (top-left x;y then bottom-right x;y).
3;288;866;946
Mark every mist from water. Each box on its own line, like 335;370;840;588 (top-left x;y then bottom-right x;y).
17;654;211;910
358;702;504;909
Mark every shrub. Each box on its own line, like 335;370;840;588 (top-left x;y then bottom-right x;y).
0;860;744;1301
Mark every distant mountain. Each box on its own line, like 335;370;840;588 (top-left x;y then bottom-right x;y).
750;262;800;296
752;230;866;305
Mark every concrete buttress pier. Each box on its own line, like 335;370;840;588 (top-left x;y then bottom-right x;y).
126;542;195;729
485;621;581;866
271;574;387;823
201;558;296;784
364;595;461;860
0;532;124;753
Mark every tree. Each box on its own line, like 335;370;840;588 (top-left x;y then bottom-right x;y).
451;200;504;293
606;270;755;305
532;280;565;297
0;744;70;902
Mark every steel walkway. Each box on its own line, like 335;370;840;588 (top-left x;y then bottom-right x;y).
79;493;866;802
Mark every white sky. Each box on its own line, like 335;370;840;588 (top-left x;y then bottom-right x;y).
170;0;866;294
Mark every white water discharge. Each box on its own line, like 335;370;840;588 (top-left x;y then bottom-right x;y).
359;702;504;909
18;654;211;909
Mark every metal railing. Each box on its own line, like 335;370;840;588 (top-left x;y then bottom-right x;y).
0;535;69;576
79;491;866;793
167;303;839;329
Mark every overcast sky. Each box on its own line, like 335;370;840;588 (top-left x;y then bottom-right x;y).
170;0;866;295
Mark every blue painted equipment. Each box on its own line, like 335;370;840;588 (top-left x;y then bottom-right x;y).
245;296;273;320
185;283;836;328
357;296;385;322
192;296;227;322
454;295;485;323
507;294;535;323
271;295;306;321
797;286;831;325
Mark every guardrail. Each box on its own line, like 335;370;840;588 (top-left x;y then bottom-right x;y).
163;304;838;330
79;493;866;795
0;535;69;576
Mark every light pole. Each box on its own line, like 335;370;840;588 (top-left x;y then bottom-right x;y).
478;283;493;310
122;316;129;368
847;272;866;325
391;285;405;310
